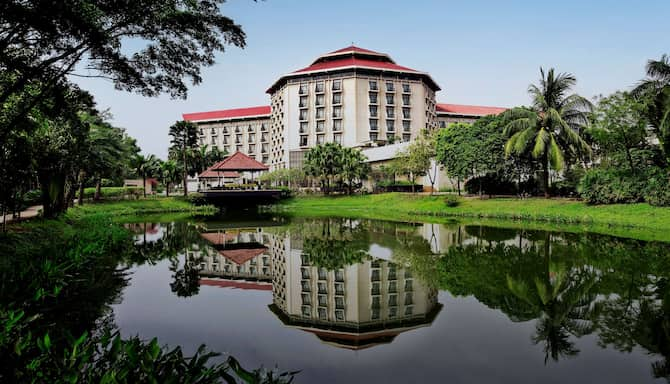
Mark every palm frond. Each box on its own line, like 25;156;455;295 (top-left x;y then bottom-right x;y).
532;128;550;158
548;135;565;170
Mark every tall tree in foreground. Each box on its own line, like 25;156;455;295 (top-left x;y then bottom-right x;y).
169;120;199;196
503;68;592;197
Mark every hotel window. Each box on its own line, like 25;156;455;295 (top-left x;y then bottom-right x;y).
371;269;381;281
299;110;308;120
262;133;268;142
300;135;308;147
402;83;411;93
199;129;204;136
316;121;325;132
301;293;311;305
248;145;255;154
299;84;308;94
372;282;381;295
386;93;395;105
235;126;241;133
402;107;411;119
389;294;397;306
332;93;342;105
301;306;311;317
335;269;344;282
236;145;243;152
404;279;413;291
333;133;342;144
223;127;229;134
315;82;325;93
372;307;380;320
405;292;413;305
403;120;411;132
335;296;344;309
369;92;378;104
335;282;345;295
262;144;268;153
318;282;327;294
318;295;327;307
236;134;242;143
249;133;256;143
386;81;395;91
332;79;342;91
262;155;269;163
372;296;380;309
370;132;378;141
333;120;343;131
386;106;395;119
316;107;325;120
369;119;378;131
318;268;327;280
389;266;397;280
389;281;397;293
386;120;395;132
369;105;378;117
261;123;267;131
405;306;414;316
389;307;397;318
300;121;308;134
439;121;447;128
332;106;342;118
402;94;411;106
369;80;378;90
315;94;324;106
335;310;345;321
299;95;308;108
223;136;228;144
316;134;325;145
210;128;216;135
387;133;395;142
248;125;253;132
318;307;327;320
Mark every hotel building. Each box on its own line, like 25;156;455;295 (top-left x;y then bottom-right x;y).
183;46;505;183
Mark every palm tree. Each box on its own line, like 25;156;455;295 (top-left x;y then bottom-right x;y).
633;54;670;162
160;159;179;197
133;154;159;197
340;147;370;195
168;120;199;196
504;68;592;196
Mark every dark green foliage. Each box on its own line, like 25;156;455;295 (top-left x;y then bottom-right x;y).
464;173;517;196
444;195;460;207
304;143;370;195
579;168;646;204
645;171;670;206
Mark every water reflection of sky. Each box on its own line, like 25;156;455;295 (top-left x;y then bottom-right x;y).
115;219;667;383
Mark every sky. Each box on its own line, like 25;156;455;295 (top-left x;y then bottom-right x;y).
71;0;670;159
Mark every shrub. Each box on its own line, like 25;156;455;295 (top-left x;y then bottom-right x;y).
83;187;143;200
445;195;460;207
645;171;670;207
578;168;645;204
465;173;517;196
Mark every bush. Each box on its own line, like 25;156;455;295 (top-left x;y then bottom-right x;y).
645;171;670;206
579;168;646;204
83;187;143;200
445;195;460;207
465;173;517;196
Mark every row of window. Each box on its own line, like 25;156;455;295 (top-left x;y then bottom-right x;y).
369;119;411;132
369;106;411;119
299;106;343;121
369;92;411;106
299;80;342;95
201;124;267;136
369;81;411;93
299;93;342;108
299;305;414;321
299;119;343;134
369;133;411;142
299;133;343;147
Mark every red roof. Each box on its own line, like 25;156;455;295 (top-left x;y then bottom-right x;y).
326;45;385;56
219;247;267;265
211;151;269;172
200;232;238;245
200;278;272;291
293;57;417;75
182;105;270;122
199;164;240;179
436;103;507;116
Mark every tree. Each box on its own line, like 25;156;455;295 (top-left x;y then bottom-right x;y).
0;0;247;141
633;54;670;163
168;120;199;196
133;154;159;198
436;123;473;195
340;147;370;195
160;160;180;197
504;68;592;197
398;131;437;193
590;92;654;173
304;143;342;194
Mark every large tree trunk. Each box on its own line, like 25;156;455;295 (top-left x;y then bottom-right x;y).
78;169;86;206
183;145;188;197
39;171;66;218
166;182;170;197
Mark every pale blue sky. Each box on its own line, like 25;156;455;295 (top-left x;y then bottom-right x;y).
71;0;670;158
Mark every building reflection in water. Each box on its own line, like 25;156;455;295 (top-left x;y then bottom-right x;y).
192;221;443;350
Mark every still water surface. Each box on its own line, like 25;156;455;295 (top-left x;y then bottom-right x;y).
117;216;670;383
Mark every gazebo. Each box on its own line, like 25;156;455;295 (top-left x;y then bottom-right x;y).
209;151;269;189
198;165;239;190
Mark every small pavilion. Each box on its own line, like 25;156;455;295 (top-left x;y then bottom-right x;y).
209;152;269;189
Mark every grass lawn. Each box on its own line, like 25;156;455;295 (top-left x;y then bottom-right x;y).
65;197;216;219
276;193;670;242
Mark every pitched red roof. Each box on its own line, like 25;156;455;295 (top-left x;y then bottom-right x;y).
219;247;267;265
211;151;269;172
326;45;385;56
182;106;270;122
199;164;240;179
200;278;272;291
200;232;238;245
292;57;417;75
436;103;507;116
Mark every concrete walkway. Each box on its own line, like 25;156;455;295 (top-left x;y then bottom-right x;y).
1;205;42;225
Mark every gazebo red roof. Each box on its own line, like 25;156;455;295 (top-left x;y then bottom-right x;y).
211;152;269;172
219;247;268;265
199;164;240;179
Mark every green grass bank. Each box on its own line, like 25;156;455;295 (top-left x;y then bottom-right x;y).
275;193;670;242
65;197;216;220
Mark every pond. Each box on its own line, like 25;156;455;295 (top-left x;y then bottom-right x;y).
112;214;670;383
